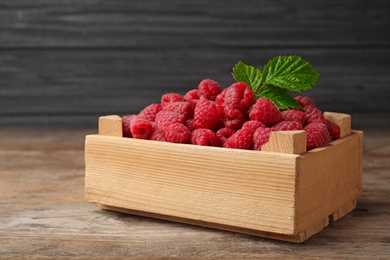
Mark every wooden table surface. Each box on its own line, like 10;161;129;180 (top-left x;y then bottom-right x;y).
1;129;389;259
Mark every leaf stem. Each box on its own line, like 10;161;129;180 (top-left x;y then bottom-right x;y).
253;84;262;94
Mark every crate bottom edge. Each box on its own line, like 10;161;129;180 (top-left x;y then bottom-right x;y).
97;203;311;243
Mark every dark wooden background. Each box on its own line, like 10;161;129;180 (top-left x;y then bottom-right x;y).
1;0;389;129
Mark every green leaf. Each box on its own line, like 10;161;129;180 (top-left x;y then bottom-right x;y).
232;61;262;90
261;55;319;92
257;85;301;110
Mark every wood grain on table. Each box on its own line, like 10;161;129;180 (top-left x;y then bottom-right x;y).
0;129;389;258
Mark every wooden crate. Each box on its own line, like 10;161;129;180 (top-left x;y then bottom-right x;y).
85;112;363;243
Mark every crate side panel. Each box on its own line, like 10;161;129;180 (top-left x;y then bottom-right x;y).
296;131;363;232
85;135;299;234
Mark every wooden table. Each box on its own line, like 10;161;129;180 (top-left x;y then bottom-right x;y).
1;129;389;259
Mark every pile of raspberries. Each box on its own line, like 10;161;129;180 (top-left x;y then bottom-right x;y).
122;79;340;151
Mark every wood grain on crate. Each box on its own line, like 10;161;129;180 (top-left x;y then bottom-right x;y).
324;112;351;138
262;131;307;154
98;115;122;137
85;112;362;242
296;131;363;233
85;134;300;235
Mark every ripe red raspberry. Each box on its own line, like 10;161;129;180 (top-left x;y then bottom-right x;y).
304;122;331;150
163;101;194;120
223;128;253;150
325;120;341;141
216;127;236;145
197;79;221;101
183;89;200;108
150;128;166;141
272;121;303;131
215;87;227;106
138;103;162;122
155;111;185;131
253;127;273;150
304;105;326;125
164;123;190;143
295;96;316;108
185;118;195;132
217;82;254;112
281;109;305;125
221;108;245;130
184;89;200;100
249;98;282;126
191;128;221;147
161;93;184;107
193;98;224;130
130;116;154;139
242;120;266;133
122;114;137;137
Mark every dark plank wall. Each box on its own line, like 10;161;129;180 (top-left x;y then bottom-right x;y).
1;0;389;129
